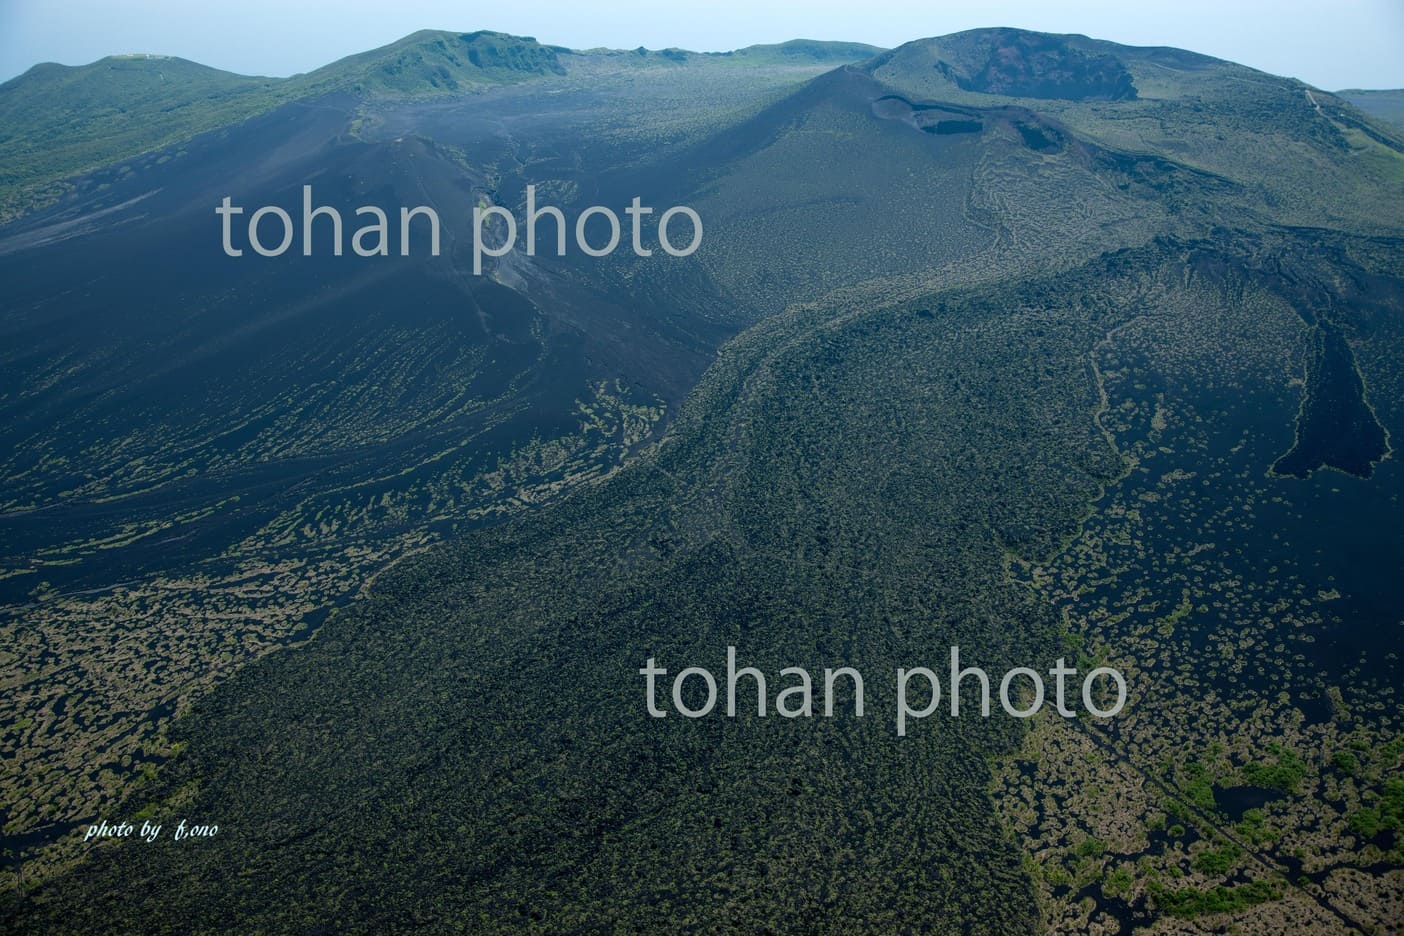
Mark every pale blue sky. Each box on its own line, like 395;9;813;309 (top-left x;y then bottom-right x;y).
1;0;1401;89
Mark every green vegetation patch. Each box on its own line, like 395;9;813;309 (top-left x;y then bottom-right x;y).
1240;744;1306;793
1150;879;1282;918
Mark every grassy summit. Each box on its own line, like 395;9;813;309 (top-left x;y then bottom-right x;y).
0;56;279;217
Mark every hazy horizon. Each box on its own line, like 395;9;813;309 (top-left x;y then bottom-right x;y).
1;0;1402;90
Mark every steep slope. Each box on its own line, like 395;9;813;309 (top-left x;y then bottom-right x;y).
0;76;730;893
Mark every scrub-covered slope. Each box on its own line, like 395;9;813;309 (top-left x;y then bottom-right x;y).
4;27;1402;933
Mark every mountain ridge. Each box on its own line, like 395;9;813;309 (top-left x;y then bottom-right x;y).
0;29;880;224
8;26;1402;227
